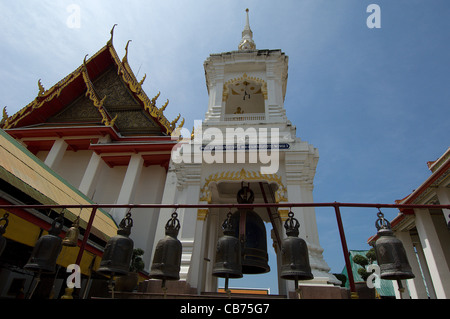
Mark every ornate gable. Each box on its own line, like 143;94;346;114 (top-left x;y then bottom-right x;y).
1;25;184;137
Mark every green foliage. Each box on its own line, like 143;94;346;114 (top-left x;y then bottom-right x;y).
352;254;368;267
333;273;347;287
357;267;370;281
366;248;377;263
130;248;145;272
352;248;377;282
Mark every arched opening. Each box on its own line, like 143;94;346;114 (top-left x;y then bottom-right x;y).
203;180;282;294
223;75;267;122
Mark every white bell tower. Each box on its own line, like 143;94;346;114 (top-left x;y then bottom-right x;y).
204;9;288;125
149;8;339;297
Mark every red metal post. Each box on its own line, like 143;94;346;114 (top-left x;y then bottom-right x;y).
333;203;357;298
75;206;98;266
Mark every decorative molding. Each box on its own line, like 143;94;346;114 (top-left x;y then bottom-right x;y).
81;58;117;127
197;209;209;221
199;168;287;203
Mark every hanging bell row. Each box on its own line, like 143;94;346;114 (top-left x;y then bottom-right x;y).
24;214;65;274
373;210;414;281
280;211;314;282
0;212;10;257
98;210;134;277
149;210;182;285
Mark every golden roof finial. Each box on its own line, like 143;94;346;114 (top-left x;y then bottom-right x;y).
83;54;89;68
1;106;8;126
139;73;146;86
122;40;132;63
171;113;181;127
107;24;118;46
160;99;169;112
151;91;161;105
38;79;45;96
178;117;185;129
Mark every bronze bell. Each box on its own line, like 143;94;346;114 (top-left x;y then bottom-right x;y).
0;213;9;257
231;186;270;274
24;215;64;274
98;211;134;277
63;216;80;247
212;212;243;280
280;211;314;283
374;211;414;280
149;211;182;283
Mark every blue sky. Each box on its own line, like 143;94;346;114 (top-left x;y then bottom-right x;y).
1;1;449;294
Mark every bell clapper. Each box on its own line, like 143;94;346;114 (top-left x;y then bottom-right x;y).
224;276;232;299
108;274;115;299
161;279;168;299
294;278;302;299
28;270;41;299
397;279;405;299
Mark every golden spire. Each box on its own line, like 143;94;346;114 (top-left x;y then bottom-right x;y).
238;8;256;51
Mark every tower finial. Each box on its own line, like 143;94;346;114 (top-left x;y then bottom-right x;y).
238;8;256;51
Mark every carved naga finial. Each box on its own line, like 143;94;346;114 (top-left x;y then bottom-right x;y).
0;107;8;126
37;79;45;96
122;40;132;63
107;24;118;46
151;91;161;105
177;117;185;129
159;99;169;112
83;54;89;68
171;113;181;127
139;74;146;86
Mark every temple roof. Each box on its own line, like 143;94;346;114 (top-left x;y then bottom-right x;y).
1;25;183;137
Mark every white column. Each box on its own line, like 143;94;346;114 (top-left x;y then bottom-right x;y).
414;208;450;298
204;208;219;292
179;171;201;283
111;154;144;222
396;231;428;299
78;152;104;198
436;186;450;226
78;135;110;198
413;236;437;298
204;65;224;122
188;206;209;293
150;166;179;261
44;138;68;169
